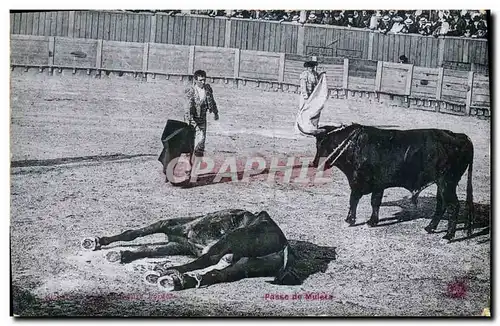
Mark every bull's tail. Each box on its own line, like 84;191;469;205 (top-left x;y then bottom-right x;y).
466;148;474;238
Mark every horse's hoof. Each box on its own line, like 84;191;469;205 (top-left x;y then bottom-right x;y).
105;251;122;263
81;237;100;251
424;226;435;234
345;218;355;226
157;275;179;291
143;271;160;285
442;234;454;241
366;220;378;227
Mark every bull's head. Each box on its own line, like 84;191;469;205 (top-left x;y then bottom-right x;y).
312;124;360;170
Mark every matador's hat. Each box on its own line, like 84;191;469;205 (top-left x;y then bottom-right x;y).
304;57;319;67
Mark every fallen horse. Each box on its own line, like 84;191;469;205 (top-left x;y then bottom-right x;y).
81;209;336;291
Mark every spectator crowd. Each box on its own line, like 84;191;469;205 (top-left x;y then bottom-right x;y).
137;9;488;39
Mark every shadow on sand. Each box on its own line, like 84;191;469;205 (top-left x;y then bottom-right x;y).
371;196;491;242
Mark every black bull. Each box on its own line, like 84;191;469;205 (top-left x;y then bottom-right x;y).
311;124;474;240
81;209;336;291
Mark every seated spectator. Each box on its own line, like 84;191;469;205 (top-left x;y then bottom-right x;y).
378;15;392;34
346;13;356;28
390;16;405;33
331;11;345;26
307;13;318;24
358;10;372;29
401;18;417;34
417;17;432;36
369;11;382;30
322;11;333;25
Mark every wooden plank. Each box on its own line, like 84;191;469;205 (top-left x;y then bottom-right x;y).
144;14;151;43
473;87;490;96
166;14;174;44
103;12;110;40
441;88;468;99
109;13;116;40
426;37;433;67
393;34;400;63
238;20;246;49
30;11;39;35
188;45;195;74
126;13;134;42
405;65;414;95
137;14;144;42
443;75;469;85
234;48;240;77
207;17;214;46
342;58;349;89
375;60;383;91
96;39;103;68
472;94;490;103
149;14;156;43
96;11;103;39
120;13;128;42
466;71;474;115
42;11;50;36
67;11;75;37
246;21;254;50
413;66;440;76
24;12;32;35
444;69;469;78
78;11;86;38
142;42;149;71
55;11;63;36
50;12;58;36
20;12;29;34
158;15;165;44
91;11;99;39
48;36;55;66
195;17;202;46
12;13;20;34
278;52;285;82
10;12;15;34
387;33;394;62
268;23;276;52
218;18;225;47
224;19;231;47
113;13;120;41
297;25;305;55
230;19;237;48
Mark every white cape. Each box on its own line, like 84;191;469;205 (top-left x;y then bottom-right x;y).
295;72;329;135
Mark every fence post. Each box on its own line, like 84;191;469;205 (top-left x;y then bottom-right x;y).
68;11;75;38
142;42;149;73
367;32;374;60
96;39;103;69
375;61;383;96
297;25;305;55
188;45;195;74
438;36;445;67
48;36;55;67
278;53;285;82
342;58;349;97
150;14;157;43
466;71;474;115
224;19;231;48
234;48;240;78
435;67;444;112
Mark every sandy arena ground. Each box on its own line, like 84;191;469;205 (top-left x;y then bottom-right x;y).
10;70;491;316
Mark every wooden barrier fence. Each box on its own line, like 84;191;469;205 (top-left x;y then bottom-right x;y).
10;34;490;117
10;10;489;70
